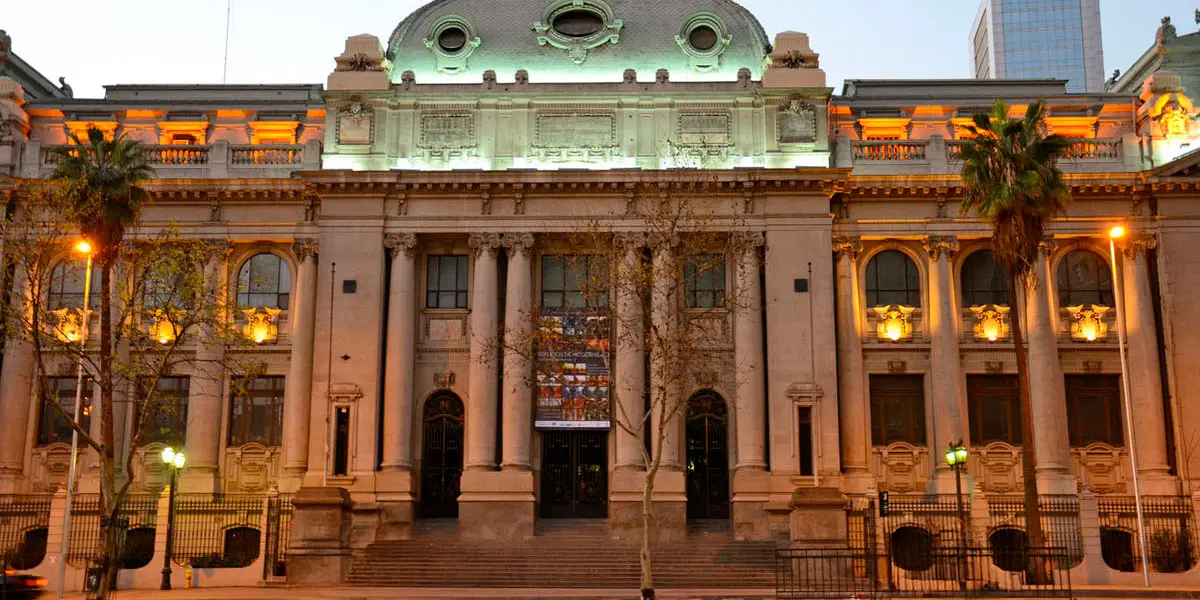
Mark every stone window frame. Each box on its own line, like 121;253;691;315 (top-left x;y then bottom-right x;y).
675;12;733;73
533;0;623;65
423;15;481;75
46;257;101;311
965;373;1021;445
424;254;471;310
233;250;295;313
36;375;94;447
227;375;286;448
683;253;728;309
868;373;927;447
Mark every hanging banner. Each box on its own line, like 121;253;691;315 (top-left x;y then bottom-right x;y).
535;311;611;429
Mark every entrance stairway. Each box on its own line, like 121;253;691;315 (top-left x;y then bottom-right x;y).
347;519;779;588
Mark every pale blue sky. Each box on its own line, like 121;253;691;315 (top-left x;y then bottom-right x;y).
3;0;1194;98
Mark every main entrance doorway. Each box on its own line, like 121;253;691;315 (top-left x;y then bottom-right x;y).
420;392;464;518
686;391;730;520
540;431;608;519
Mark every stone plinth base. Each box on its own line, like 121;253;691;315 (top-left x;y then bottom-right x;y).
178;469;220;494
375;469;416;541
1138;472;1179;496
928;468;974;496
1036;469;1079;495
288;486;352;585
608;468;686;542
458;470;535;540
731;467;771;540
789;487;848;546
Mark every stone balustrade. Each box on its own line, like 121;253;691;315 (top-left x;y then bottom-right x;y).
231;145;306;165
33;140;321;178
852;140;928;162
1061;138;1122;161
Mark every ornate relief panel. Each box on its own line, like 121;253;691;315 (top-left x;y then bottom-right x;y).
28;445;72;493
967;442;1022;493
532;112;618;162
337;100;374;146
871;442;930;492
418;112;477;161
223;443;282;493
778;96;818;144
1069;443;1130;493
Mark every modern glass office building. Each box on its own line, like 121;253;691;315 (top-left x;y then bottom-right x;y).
971;0;1105;92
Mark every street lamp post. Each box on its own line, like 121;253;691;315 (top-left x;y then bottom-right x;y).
160;447;186;591
56;240;94;599
945;441;970;591
1107;225;1151;587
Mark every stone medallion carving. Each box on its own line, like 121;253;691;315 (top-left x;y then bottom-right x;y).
534;0;623;65
337;100;374;146
778;96;817;144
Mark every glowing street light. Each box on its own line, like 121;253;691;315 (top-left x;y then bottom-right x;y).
160;447;186;590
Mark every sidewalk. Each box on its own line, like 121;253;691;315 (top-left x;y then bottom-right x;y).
67;587;774;600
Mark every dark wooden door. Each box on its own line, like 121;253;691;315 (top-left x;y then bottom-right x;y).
540;431;608;518
686;393;730;520
420;393;464;518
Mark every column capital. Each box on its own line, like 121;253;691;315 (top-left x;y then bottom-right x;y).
292;238;320;263
384;233;419;259
502;232;536;258
922;235;960;261
649;231;680;251
203;240;235;259
468;232;502;257
1119;232;1157;258
613;231;647;250
832;235;863;261
1038;236;1057;254
735;231;766;250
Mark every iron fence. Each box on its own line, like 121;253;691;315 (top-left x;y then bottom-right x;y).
776;546;1073;599
1097;495;1198;573
171;493;264;568
66;494;158;567
263;493;294;579
881;494;969;552
987;494;1084;567
0;494;53;570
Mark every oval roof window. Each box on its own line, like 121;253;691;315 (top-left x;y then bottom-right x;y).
438;27;468;52
689;25;718;51
553;9;605;37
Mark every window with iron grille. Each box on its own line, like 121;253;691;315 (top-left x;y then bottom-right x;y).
1065;374;1123;446
967;374;1021;445
684;254;726;309
426;255;469;309
869;374;926;446
137;377;190;446
228;376;286;447
541;255;608;309
38;377;93;446
865;250;921;307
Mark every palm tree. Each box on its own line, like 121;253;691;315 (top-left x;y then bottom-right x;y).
50;127;152;598
959;100;1072;560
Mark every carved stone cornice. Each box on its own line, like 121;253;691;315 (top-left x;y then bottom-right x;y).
1119;232;1157;259
384;233;419;259
468;233;502;257
832;235;863;261
922;236;960;261
292;238;319;263
502;232;535;258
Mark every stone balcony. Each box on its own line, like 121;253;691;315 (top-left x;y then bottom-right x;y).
26;139;322;179
835;135;1143;175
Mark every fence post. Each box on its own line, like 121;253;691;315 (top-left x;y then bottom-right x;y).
970;487;989;548
1074;489;1110;584
44;487;68;592
259;489;275;581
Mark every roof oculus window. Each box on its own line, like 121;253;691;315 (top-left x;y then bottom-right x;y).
424;16;481;73
677;13;732;72
553;9;604;37
534;0;623;65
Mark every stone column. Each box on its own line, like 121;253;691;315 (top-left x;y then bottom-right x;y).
0;272;34;492
182;242;230;493
464;232;502;471
650;236;682;471
380;234;417;472
1025;240;1074;493
501;233;535;470
612;233;646;471
734;232;767;471
1120;233;1172;490
834;236;872;491
283;239;320;478
923;236;963;489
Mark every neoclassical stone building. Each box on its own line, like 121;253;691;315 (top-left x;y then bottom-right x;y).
1;0;1200;584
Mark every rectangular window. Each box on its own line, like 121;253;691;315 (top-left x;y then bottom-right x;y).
797;406;814;476
684;254;727;309
869;375;927;446
137;377;190;446
1066;375;1124;447
426;255;469;309
38;377;93;446
540;255;608;309
228;376;286;447
967;375;1021;445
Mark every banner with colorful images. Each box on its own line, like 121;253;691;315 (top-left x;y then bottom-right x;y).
535;311;611;430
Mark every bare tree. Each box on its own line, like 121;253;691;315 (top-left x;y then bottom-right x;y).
491;172;757;598
1;182;260;597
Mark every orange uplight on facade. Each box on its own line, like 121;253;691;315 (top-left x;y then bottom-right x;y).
1109;226;1126;240
75;240;92;254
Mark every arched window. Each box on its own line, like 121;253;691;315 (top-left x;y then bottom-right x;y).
961;250;1009;306
890;526;935;571
1057;250;1113;307
47;261;101;310
865;250;920;307
237;253;291;310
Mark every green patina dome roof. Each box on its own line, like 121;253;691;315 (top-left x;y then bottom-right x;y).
386;0;772;84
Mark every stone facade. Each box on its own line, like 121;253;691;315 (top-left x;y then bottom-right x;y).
1;0;1200;590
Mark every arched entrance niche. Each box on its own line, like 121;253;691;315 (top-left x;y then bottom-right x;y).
419;391;464;518
685;390;730;520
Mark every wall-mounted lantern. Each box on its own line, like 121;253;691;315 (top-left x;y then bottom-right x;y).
970;305;1010;342
1067;304;1110;342
242;307;282;345
50;308;87;343
149;309;182;345
872;305;916;342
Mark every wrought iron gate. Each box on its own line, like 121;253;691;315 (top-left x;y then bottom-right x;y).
686;392;730;520
540;431;607;519
420;393;464;518
264;493;294;579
